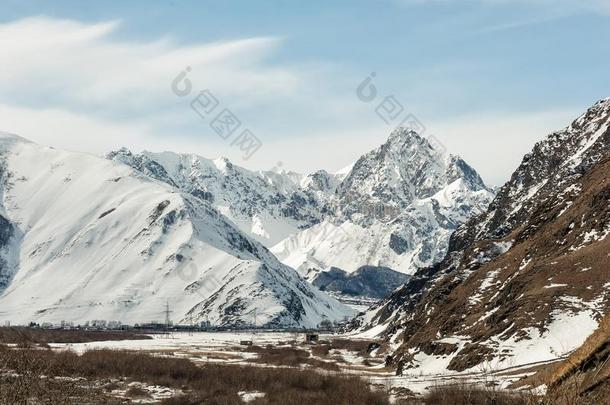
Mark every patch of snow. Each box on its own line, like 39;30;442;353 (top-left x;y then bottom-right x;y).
519;257;532;271
544;284;568;289
238;391;266;403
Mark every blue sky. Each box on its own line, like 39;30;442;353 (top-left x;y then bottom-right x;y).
1;0;609;184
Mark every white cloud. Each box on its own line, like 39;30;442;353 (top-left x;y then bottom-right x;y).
0;16;380;169
0;16;299;115
0;15;592;188
0;103;154;154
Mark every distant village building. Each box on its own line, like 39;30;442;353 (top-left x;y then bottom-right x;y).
305;333;319;344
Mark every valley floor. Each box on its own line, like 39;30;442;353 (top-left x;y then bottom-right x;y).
0;329;563;403
10;327;610;404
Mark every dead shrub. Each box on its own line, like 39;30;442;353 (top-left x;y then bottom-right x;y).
329;338;376;357
0;345;388;405
311;344;331;357
125;386;151;398
421;383;538;405
251;345;340;371
0;326;151;345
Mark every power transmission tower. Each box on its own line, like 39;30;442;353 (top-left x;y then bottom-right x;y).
164;300;173;330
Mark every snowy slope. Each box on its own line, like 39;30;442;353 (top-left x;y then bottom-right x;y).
107;129;493;294
272;130;494;276
107;149;333;247
0;133;353;327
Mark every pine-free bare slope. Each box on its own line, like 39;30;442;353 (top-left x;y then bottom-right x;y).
0;133;352;327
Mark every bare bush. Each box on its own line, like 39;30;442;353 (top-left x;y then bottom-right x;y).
0;327;151;345
413;383;539;405
0;345;389;405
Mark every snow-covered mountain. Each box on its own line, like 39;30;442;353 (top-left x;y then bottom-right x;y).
272;129;494;277
109;130;493;301
351;98;610;374
107;149;335;247
0;133;353;327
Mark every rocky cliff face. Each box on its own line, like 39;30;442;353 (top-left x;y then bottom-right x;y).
273;130;494;276
336;129;489;225
352;99;610;374
0;145;18;295
0;214;16;293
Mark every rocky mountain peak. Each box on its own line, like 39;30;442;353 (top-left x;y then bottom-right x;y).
385;127;426;145
303;170;338;194
380;128;444;166
106;147;177;187
107;149;331;247
351;98;610;374
445;154;489;192
476;97;610;240
336;127;489;224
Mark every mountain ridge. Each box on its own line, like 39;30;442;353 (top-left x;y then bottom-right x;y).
272;129;494;277
0;133;353;327
350;98;610;374
108;129;494;290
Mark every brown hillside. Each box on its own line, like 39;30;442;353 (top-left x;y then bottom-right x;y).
356;98;610;374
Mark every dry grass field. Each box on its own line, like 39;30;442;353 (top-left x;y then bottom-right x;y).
0;341;392;404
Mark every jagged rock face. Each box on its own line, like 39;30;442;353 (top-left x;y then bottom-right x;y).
0;152;18;295
354;99;610;374
0;214;16;293
336;129;489;225
470;98;610;242
273;130;494;275
0;134;353;327
107;149;333;247
302;170;340;197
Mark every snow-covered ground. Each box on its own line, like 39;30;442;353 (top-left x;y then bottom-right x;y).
49;331;306;355
49;331;552;398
